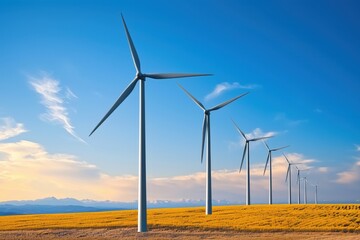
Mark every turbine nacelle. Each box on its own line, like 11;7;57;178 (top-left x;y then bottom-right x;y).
178;84;248;163
263;142;289;175
232;120;273;173
136;72;144;80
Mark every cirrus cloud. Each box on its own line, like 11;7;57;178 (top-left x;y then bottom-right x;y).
29;73;85;143
205;82;259;101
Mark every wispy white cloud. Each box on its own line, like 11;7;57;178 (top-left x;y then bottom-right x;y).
282;152;316;165
205;82;258;101
65;87;78;100
336;161;360;184
29;74;85;143
245;127;277;139
317;167;329;173
0;118;27;141
229;127;277;150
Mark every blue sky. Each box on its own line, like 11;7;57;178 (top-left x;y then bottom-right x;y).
0;0;359;203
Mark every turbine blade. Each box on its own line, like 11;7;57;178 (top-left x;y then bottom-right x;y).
297;170;300;184
89;77;138;136
283;153;290;164
231;119;247;140
208;92;249;112
121;14;141;73
239;142;248;173
285;164;290;182
263;152;270;175
250;135;273;142
145;73;212;79
177;83;206;111
263;141;270;151
272;145;290;151
200;114;207;163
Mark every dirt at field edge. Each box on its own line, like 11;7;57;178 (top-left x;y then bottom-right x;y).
0;228;359;240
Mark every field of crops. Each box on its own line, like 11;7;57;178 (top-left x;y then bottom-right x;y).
0;204;359;232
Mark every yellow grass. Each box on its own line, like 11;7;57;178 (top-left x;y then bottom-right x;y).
0;204;359;232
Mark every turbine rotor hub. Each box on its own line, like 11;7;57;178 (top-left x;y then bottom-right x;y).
136;72;145;80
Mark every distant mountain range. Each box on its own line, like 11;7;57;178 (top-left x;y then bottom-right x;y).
1;197;356;216
0;197;236;216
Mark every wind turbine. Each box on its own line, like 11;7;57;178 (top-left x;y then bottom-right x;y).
308;181;318;204
283;153;299;204
178;84;248;215
232;120;272;205
89;15;211;232
303;177;308;204
263;141;289;204
295;167;310;204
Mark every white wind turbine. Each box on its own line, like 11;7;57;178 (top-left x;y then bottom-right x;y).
89;15;211;232
314;184;318;204
263;142;289;204
232;120;272;205
295;166;310;204
307;180;318;204
283;153;299;204
178;84;248;215
303;177;308;204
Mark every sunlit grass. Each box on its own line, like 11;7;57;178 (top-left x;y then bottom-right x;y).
0;204;359;232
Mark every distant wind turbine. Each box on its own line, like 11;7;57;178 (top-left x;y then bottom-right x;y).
295;166;310;204
89;15;211;232
303;177;308;204
308;181;318;204
178;84;248;215
284;153;299;204
263;142;289;204
232;120;272;205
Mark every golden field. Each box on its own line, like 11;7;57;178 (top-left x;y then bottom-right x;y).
0;204;359;233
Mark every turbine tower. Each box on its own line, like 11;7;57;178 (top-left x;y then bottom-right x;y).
232;120;272;205
178;84;248;215
284;153;298;204
263;142;289;204
303;177;308;204
89;15;211;232
295;167;310;204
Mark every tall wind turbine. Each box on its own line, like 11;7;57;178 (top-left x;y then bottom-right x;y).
263;142;289;204
178;84;248;215
232;120;272;205
295;167;310;204
89;15;211;232
284;153;298;204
